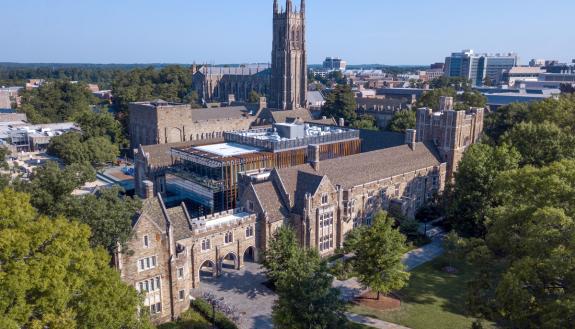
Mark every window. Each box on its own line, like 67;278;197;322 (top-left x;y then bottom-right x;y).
321;193;328;205
318;212;334;252
394;184;401;197
136;276;161;293
246;226;254;238
177;267;184;279
138;256;157;272
179;290;185;301
201;239;211;251
247;200;254;212
224;232;233;244
150;302;162;315
143;235;149;248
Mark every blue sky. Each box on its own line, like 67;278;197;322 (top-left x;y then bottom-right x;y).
2;0;574;65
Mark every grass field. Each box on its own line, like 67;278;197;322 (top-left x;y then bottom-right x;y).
349;257;496;329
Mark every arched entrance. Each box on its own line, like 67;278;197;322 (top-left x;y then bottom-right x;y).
243;246;255;263
199;260;215;279
221;252;237;270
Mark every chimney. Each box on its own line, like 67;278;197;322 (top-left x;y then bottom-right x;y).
308;144;320;170
439;96;454;112
142;180;154;200
338;118;345;127
405;129;417;150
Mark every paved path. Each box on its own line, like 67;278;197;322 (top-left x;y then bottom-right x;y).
346;313;412;329
192;262;276;329
341;228;445;329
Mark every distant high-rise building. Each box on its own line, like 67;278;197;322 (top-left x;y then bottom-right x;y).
323;57;347;70
270;0;307;110
529;59;545;67
444;50;518;86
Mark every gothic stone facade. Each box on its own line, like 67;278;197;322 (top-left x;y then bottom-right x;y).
416;96;484;176
238;141;447;257
270;0;307;110
115;191;257;324
129;100;257;150
192;66;270;103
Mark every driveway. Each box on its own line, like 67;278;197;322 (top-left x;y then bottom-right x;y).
192;262;276;329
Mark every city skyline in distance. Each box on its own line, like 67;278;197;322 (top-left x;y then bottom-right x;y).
1;0;574;65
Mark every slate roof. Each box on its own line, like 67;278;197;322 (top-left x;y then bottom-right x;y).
252;181;290;222
167;204;193;241
359;130;406;152
276;142;442;192
262;108;313;124
138;197;168;232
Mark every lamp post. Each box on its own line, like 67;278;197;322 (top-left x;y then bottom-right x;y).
211;297;224;329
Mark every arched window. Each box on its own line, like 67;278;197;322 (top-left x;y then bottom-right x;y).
201;239;211;251
245;226;254;238
225;232;233;244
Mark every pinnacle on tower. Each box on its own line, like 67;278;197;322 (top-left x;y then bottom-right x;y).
273;0;278;14
300;0;305;14
286;0;292;13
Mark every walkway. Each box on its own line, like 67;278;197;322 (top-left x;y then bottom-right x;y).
341;227;446;329
346;313;412;329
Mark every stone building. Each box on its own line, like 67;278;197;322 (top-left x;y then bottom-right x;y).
270;0;307;110
415;96;484;176
115;182;257;323
129;100;263;150
237;138;446;255
192;65;271;103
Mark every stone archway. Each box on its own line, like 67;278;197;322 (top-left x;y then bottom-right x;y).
221;252;238;270
243;246;256;263
199;260;216;280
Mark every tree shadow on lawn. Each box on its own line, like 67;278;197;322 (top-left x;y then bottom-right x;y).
396;257;473;316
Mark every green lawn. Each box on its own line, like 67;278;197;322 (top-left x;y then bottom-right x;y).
348;257;496;329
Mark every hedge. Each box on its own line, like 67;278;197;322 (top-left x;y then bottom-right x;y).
191;298;238;329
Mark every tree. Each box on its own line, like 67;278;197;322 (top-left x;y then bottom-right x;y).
16;161;95;216
0;188;151;329
484;102;529;143
446;143;520;237
262;225;299;285
67;186;141;252
350;116;378;130
350;212;410;300
560;83;575;94
47;132;119;166
429;76;471;90
502;121;575;167
417;87;457;109
18;80;100;124
465;160;575;328
0;147;9;190
272;248;346;329
321;85;357;124
387;110;416;133
248;90;262;103
482;77;493;87
73;110;125;145
456;90;487;109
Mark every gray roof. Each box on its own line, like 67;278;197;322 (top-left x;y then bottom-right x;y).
141;137;224;168
307;91;325;104
264;108;313;124
360;130;406;152
198;65;271;77
277;142;442;191
253;181;290;222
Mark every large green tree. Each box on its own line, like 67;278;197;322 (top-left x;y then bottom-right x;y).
466;160;575;328
387;110;416;133
0;188;151;329
262;225;299;286
349;211;410;300
321;85;357;124
272;248;346;329
446;143;520;237
19;80;100;124
417;87;457;109
47;132;119;166
67;186;141;252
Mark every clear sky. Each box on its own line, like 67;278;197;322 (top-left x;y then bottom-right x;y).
2;0;574;65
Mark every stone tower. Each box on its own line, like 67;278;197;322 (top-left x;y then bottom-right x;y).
271;0;307;110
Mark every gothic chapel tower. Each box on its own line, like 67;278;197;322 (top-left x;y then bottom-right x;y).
271;0;307;110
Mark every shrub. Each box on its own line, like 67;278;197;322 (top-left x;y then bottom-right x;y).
191;298;238;329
